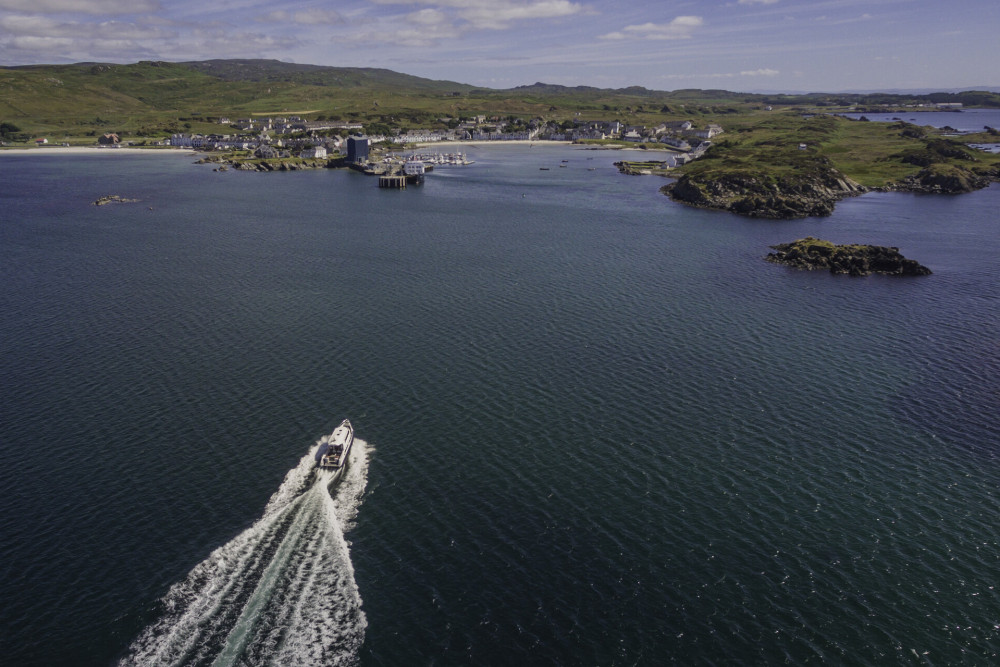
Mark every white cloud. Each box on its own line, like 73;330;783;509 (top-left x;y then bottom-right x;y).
737;0;779;5
290;9;346;25
259;8;345;25
341;7;465;47
658;68;780;80
0;14;172;40
409;8;448;26
599;16;703;41
659;72;734;80
458;0;581;29
815;11;875;26
329;0;583;47
0;0;160;13
258;10;289;22
367;0;583;30
0;10;302;62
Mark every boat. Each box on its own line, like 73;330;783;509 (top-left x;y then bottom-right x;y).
403;158;426;184
315;419;354;479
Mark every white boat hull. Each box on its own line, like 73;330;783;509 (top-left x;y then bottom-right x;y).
316;419;354;474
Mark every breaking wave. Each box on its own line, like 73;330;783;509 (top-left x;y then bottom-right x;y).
120;439;370;666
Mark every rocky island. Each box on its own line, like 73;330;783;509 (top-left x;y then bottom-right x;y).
660;116;1000;219
93;194;140;205
662;160;866;219
765;237;932;276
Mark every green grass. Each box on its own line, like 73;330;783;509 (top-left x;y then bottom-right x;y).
3;60;998;187
676;113;999;189
0;60;774;137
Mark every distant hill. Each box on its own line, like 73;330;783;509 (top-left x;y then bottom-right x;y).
1;59;998;139
0;59;482;136
177;59;474;92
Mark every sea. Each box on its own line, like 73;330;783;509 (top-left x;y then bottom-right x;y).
839;108;1000;153
1;127;999;665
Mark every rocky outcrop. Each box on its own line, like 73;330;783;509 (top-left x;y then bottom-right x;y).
224;159;338;172
615;160;669;175
93;194;139;206
662;165;867;219
898;164;993;194
765;237;931;276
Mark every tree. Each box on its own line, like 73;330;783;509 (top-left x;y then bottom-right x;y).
1;122;29;143
363;122;392;136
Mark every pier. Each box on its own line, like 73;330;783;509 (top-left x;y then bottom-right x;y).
378;174;407;188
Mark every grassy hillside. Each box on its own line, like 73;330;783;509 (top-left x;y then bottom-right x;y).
6;59;998;142
179;59;473;92
663;113;1000;218
0;61;756;142
3;60;999;194
678;113;999;189
0;60;491;138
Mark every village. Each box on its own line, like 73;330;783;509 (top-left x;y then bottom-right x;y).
105;114;727;165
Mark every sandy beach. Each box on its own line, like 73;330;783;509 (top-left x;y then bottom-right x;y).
0;141;665;158
0;146;196;156
410;140;673;152
411;140;604;150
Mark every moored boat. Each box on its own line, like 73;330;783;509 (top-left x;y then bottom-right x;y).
315;419;354;479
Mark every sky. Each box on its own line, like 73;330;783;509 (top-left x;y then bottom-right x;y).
0;0;997;92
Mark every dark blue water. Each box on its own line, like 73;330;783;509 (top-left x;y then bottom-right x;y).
1;148;998;665
840;108;1000;133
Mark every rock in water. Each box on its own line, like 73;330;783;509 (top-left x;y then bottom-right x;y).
93;194;139;206
765;237;931;276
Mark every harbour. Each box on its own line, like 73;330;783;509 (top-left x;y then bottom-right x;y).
1;146;999;665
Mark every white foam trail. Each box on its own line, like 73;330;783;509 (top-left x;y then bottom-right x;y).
120;439;370;667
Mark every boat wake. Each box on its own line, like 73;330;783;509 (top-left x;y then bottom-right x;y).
120;439;370;667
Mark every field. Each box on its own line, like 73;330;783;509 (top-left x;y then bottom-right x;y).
3;59;998;188
674;112;1000;190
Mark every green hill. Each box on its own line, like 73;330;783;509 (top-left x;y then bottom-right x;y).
1;58;758;137
1;58;998;146
0;59;482;137
177;59;472;92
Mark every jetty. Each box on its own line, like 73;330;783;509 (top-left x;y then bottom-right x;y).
378;173;407;188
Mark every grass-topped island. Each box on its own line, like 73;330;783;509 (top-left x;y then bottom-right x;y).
662;115;1000;219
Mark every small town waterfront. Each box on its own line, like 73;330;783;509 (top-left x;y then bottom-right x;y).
1;146;998;665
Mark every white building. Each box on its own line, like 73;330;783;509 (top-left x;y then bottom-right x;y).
688;124;724;139
301;146;328;159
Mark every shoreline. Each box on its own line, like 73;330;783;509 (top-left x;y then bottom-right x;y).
1;141;671;158
0;146;197;157
412;140;569;149
409;140;665;151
